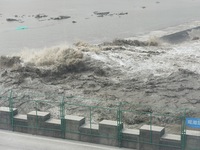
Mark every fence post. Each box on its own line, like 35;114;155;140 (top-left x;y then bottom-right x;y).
89;106;92;131
150;112;153;144
9;89;14;131
181;109;186;150
35;101;38;129
60;96;65;138
117;102;122;147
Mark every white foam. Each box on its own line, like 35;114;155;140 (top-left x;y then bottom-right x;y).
19;44;83;67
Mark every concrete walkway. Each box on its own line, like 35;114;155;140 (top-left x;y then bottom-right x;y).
0;130;133;150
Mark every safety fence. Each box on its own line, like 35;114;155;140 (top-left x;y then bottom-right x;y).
0;89;199;150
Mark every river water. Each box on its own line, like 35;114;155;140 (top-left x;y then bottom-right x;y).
0;0;200;55
1;0;200;131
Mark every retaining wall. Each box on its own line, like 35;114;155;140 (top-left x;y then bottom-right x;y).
0;106;199;150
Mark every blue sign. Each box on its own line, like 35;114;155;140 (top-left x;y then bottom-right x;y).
186;118;200;128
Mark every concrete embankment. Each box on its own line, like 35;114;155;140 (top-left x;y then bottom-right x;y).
0;106;200;150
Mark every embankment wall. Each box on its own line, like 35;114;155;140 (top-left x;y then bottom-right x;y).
0;106;199;150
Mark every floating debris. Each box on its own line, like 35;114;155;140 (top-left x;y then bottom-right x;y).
16;26;28;30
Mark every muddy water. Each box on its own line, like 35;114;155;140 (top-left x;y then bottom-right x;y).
1;0;200;55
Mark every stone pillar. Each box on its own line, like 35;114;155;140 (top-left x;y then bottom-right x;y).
99;120;123;146
65;115;85;140
185;130;200;150
139;125;165;150
27;111;50;135
0;107;18;130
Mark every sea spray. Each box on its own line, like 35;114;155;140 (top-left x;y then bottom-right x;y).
19;45;83;67
100;38;160;47
18;41;104;67
188;29;200;40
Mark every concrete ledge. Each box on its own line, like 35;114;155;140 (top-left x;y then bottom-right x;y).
0;107;18;113
43;118;62;138
186;130;200;136
0;107;18;130
65;115;85;140
27;111;50;125
185;130;200;150
161;134;181;141
13;114;28;133
160;134;181;150
99;120;123;137
27;111;50;135
80;124;99;134
100;120;119;126
99;120;123;146
140;125;165;133
0;107;18;118
139;125;165;150
80;124;100;143
14;114;27;120
27;111;50;121
65;115;85;131
122;129;139;149
46;118;61;125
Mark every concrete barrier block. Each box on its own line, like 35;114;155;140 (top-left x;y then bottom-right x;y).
43;118;62;138
27;111;50;135
160;134;181;150
99;120;123;146
99;120;123;137
139;125;165;150
13;114;28;133
0;107;18;116
65;115;85;140
65;115;85;131
27;111;50;123
185;130;200;150
122;128;139;149
0;107;18;130
80;124;100;143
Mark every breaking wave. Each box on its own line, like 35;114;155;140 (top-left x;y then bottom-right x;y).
19;45;83;67
188;28;200;40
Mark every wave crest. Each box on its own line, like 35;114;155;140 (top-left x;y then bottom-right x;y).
20;45;83;67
